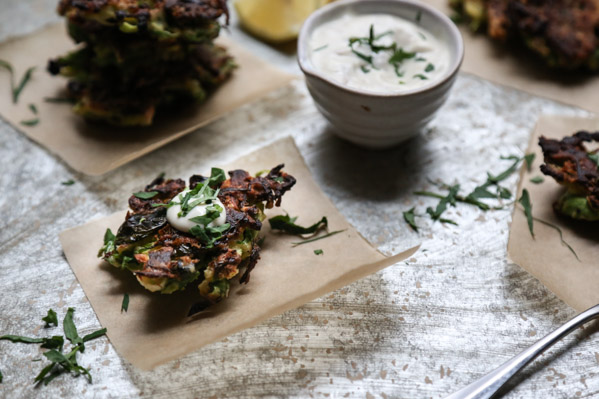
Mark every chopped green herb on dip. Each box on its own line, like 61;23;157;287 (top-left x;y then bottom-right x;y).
309;14;449;93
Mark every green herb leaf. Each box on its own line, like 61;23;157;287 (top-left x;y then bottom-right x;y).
487;158;520;184
403;207;418;232
121;293;129;313
208;168;226;187
42;309;58;328
497;186;512;199
13;66;35;104
188;204;224;226
41;336;64;351
389;48;416;65
468;186;496;200
63;308;83;348
518;189;534;237
0;369;3;383
313;44;329;52
0;59;13;75
427;184;460;220
530;176;544;184
291;230;346;247
532;216;579;261
351;49;373;65
34;363;56;384
425;63;435;73
133;191;158;199
29;103;38;114
98;228;116;258
413;74;428;80
20;118;39;126
189;223;231;248
360;65;371;73
0;335;44;344
524;153;535;172
269;215;328;235
439;218;458;225
82;328;107;342
61;179;75;186
314;249;323;255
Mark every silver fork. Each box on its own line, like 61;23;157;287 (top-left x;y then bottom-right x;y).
444;304;599;399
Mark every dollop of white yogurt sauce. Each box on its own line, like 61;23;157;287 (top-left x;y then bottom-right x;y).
166;189;227;233
309;13;450;93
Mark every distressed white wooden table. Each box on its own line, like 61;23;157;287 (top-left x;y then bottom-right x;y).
1;1;598;398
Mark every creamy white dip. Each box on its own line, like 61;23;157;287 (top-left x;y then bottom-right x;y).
309;13;450;93
166;189;227;233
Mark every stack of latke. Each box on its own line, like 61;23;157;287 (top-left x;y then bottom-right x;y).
48;0;235;126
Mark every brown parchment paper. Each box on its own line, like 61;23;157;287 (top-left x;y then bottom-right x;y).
0;23;294;176
508;115;599;311
423;0;599;113
59;137;419;370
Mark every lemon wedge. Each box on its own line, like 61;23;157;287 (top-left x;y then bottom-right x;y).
235;0;334;43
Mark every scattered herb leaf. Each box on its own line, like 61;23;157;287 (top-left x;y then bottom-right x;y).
13;67;35;103
313;44;329;52
524;153;535;172
425;63;435;73
530;176;544;184
291;230;346;247
314;249;323;255
413;74;428;80
0;335;45;344
42;309;58;328
20;118;39;126
133;191;158;199
0;369;2;383
403;207;418;232
121;293;129;313
532;215;579;261
29;103;38;114
360;65;371;73
1;308;108;386
439;218;458;225
518;189;534;237
425;184;460;220
269;215;328;235
61;179;75;186
82;328;106;343
63;308;83;348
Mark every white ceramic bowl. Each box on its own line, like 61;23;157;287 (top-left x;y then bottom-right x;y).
297;0;464;148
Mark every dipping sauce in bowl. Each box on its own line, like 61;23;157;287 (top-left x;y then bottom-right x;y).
298;0;464;148
309;14;450;93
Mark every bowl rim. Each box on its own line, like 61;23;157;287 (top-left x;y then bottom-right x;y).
297;0;464;98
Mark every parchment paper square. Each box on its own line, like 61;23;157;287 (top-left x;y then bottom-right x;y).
60;137;419;369
508;115;599;311
0;23;294;175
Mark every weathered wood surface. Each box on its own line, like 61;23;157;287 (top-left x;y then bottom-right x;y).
0;1;598;398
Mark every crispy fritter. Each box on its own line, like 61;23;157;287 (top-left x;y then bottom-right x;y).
58;0;228;36
50;0;233;126
539;131;599;220
48;42;234;126
99;165;296;308
451;0;599;70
